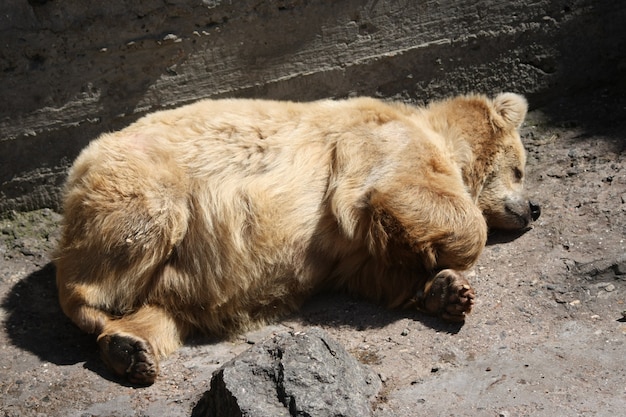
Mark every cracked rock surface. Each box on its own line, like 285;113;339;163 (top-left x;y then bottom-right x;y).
191;328;381;417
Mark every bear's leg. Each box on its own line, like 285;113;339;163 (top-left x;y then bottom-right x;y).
413;269;475;322
57;264;189;385
367;182;486;320
97;305;187;385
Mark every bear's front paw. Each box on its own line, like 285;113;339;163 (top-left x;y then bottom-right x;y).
419;269;475;322
98;333;159;385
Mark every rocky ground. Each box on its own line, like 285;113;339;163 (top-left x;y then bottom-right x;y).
1;89;625;416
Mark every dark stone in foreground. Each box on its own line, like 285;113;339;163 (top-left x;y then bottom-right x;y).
192;328;382;417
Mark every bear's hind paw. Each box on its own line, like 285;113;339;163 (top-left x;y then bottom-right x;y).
98;333;159;385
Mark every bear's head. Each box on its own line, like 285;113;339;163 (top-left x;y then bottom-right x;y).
477;93;540;230
437;93;541;230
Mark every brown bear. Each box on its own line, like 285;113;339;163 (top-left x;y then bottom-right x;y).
55;93;540;385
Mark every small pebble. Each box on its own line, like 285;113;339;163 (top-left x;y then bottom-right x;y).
19;247;35;256
401;329;409;336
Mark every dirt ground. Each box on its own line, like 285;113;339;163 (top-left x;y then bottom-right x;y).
1;89;625;417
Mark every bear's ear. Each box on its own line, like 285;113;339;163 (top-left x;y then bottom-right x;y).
493;93;528;129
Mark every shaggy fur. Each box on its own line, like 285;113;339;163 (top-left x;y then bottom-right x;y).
55;93;539;384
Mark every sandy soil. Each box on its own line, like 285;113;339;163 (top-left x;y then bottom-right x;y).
1;90;625;416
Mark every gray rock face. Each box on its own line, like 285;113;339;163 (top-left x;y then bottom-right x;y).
192;328;381;417
2;1;626;215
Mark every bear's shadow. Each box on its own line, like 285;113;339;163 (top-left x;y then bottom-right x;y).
1;264;101;367
486;227;533;245
293;291;465;335
2;262;465;380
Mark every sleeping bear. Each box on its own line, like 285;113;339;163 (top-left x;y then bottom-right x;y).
55;93;540;384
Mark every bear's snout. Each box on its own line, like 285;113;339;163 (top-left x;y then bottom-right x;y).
529;201;541;221
493;196;540;230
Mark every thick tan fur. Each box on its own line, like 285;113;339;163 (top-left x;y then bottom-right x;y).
55;93;538;384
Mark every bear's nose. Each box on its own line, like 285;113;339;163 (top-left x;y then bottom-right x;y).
529;201;541;221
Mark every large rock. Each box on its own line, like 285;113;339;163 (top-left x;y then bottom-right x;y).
191;328;382;417
1;0;625;214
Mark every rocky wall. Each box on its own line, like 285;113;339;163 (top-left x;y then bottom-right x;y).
1;0;625;214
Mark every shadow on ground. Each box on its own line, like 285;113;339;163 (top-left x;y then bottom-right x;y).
292;292;465;335
530;83;626;143
1;263;97;365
